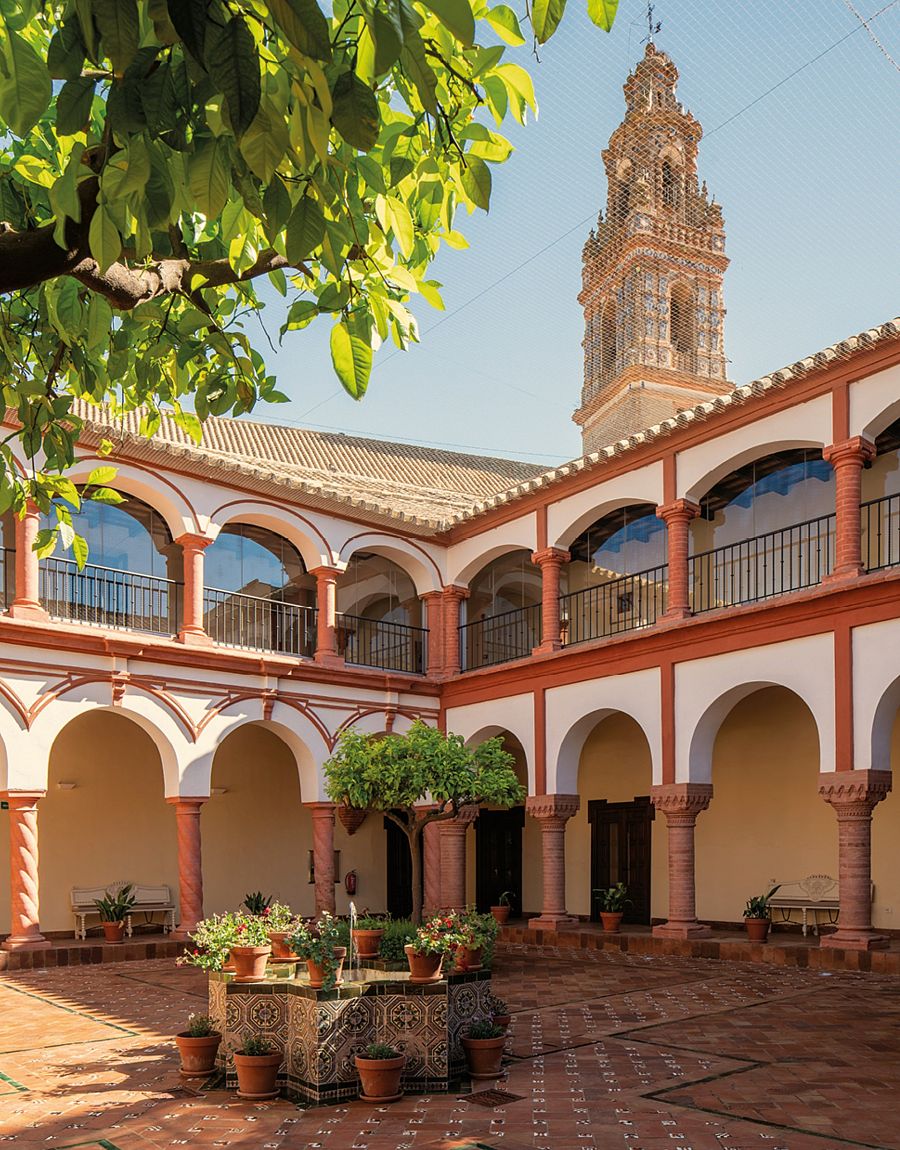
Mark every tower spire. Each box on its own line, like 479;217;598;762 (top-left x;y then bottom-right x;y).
642;3;661;46
573;43;731;454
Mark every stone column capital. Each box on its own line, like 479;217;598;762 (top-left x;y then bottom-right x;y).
166;795;208;811
442;584;470;602
531;547;571;568
419;590;443;603
818;769;892;812
309;565;342;581
822;436;876;469
305;801;338;815
175;532;213;552
526;793;580;824
651;783;713;819
2;790;46;809
441;802;479;830
656;498;701;525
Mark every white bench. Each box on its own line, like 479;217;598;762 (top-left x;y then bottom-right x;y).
71;881;176;940
767;874;854;936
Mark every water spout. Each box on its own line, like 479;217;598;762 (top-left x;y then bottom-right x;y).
348;901;358;981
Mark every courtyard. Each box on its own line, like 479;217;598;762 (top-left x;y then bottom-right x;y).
0;944;898;1150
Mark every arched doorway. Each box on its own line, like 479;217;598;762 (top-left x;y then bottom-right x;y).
462;550;542;670
40;711;177;934
474;733;528;916
870;695;899;931
695;686;830;926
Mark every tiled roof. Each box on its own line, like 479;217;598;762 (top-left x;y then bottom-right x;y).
69;316;899;534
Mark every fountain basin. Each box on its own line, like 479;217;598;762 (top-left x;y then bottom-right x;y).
208;962;494;1104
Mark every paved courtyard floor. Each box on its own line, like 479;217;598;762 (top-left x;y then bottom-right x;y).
0;943;898;1150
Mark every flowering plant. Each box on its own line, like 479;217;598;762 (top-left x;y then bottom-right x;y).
232;911;274;948
457;909;499;950
409;913;463;957
290;911;343;989
177;912;239;971
262;901;296;932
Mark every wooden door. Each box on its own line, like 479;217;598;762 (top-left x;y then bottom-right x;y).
384;816;413;919
588;797;654;924
476;807;524;915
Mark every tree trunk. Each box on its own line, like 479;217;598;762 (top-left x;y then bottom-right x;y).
408;822;424;925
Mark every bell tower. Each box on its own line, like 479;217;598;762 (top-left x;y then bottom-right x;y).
574;42;731;454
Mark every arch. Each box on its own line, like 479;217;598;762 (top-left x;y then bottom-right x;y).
556;707;657;796
869;675;900;773
446;695;535;794
337;534;442;596
600;299;617;379
684;438;829;504
69;456;197;540
450;542;534;591
661;159;679;208
669;282;694;355
863;397;900;442
206;500;333;572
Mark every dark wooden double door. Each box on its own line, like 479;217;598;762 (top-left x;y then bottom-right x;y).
588;797;653;925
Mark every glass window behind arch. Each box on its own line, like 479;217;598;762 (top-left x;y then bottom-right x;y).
566;505;665;596
467;551;541;621
205;524;312;602
337;553;420;626
42;495;176;579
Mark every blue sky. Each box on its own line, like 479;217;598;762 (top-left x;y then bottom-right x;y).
250;0;900;465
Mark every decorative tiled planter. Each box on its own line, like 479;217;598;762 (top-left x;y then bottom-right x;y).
208;963;493;1104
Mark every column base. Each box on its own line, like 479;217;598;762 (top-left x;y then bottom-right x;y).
532;642;563;656
315;653;346;669
652;920;712;939
823;566;865;584
2;935;52;952
5;601;50;622
176;628;214;647
820;930;890;952
661;606;692;621
528;913;580;931
171;927;195;942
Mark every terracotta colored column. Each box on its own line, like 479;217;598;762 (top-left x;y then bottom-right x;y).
819;770;891;950
7;503;48;621
422;815;442;914
531;547;570;652
311;566;344;668
442;586;468;677
656;499;700;619
2;791;50;951
176;533;213;645
823;437;876;580
526;794;580;930
307;802;337;914
421;592;444;678
651;783;713;938
439;804;478;909
168;797;206;940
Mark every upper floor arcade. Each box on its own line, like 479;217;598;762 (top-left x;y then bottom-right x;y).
0;319;896;683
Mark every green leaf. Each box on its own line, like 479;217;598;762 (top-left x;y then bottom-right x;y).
93;0;140;74
386;195;415;258
530;0;567;43
485;5;525;44
372;7;404;75
330;322;372;399
189;137;230;220
285;195;326;262
56;77;95;136
204;16;261;137
587;0;618;32
419;0;475;47
88;202;122;272
47;19;86;80
240;105;290;182
398;3;438;115
330;71;379;152
268;0;332;61
263;175;292;239
87;487;125;505
71;533;89;569
167;0;209;60
33;528;59;560
0;30;52;136
86;295;113;351
86;466;118;487
460;156;491;210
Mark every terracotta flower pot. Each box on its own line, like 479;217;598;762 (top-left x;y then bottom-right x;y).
233;1050;282;1100
175;1032;221;1077
352;928;384;960
404;944;443;984
492;1013;512;1032
456;945;483;972
102;921;126;943
462;1035;506;1080
600;912;624;933
231;945;272;983
744;916;770;943
305;946;347;989
490;905;510;925
268;932;298;960
355;1053;405;1103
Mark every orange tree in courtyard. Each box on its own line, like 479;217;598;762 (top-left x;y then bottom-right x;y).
323;719;523;923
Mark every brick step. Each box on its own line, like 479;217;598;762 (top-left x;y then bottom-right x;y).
0;935;187;971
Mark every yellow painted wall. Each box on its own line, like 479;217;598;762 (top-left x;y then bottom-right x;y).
696;686;834;924
567;712;665;920
870;708;900;930
40;711;178;934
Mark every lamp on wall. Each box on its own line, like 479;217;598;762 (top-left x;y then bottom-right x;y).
56;781;77;790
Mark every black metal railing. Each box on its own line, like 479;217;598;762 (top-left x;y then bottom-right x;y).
689;514;835;613
561;564;669;646
0;548;14;608
338;613;427;674
204;587;316;657
39;558;181;635
459;603;542;671
862;494;900;573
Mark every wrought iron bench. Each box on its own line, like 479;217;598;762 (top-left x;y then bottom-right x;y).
766;874;860;936
71;881;176;940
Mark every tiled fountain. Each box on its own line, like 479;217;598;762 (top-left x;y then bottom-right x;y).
208;960;494;1104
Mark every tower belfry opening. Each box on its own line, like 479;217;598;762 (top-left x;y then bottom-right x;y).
574;42;731;454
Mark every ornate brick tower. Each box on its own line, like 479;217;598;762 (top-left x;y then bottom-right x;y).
574;42;731;454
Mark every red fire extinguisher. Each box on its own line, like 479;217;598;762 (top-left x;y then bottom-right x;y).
345;870;358;896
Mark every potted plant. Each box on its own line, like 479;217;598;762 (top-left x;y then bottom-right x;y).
595;882;630;932
488;992;511;1032
93;884;137;943
404;913;461;983
490;891;514;925
352;914;387;961
232;1036;283;1100
461;1019;506;1080
243;891;272;915
354;1041;406;1103
177;912;239;972
456;910;499;972
263;901;298;959
290;911;347;989
174;1013;221;1077
230;912;273;982
743;886;780;943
